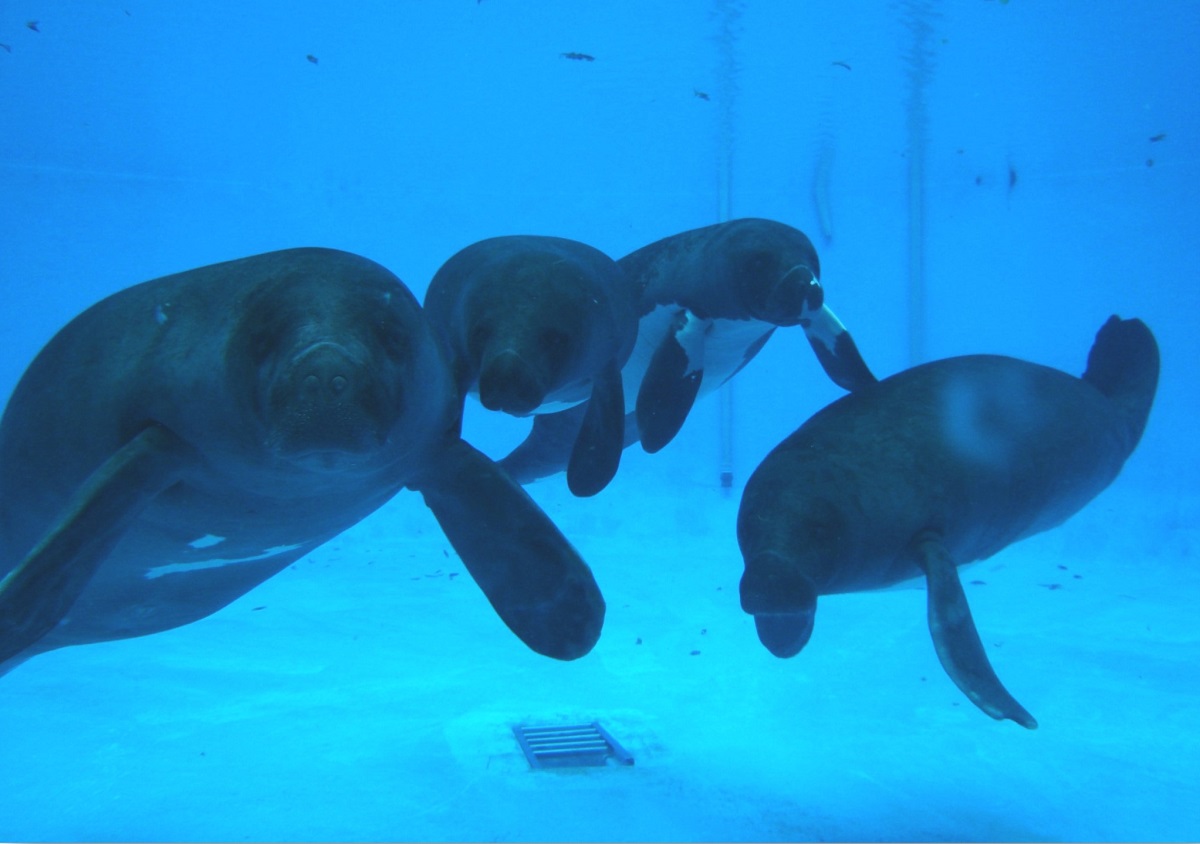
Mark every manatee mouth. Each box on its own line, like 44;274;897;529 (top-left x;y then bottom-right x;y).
478;349;546;415
740;553;819;658
753;612;815;658
760;265;823;326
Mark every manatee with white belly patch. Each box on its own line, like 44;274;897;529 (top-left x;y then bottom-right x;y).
0;248;604;675
499;218;876;483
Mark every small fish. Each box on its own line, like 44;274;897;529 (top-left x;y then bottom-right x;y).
0;43;10;53
561;51;594;62
251;606;266;611
969;579;987;586
306;54;318;65
1149;133;1166;142
1039;583;1063;591
26;21;40;32
693;88;710;101
832;60;851;71
689;650;701;656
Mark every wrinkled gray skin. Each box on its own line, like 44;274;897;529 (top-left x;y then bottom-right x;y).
0;248;604;676
739;316;1158;729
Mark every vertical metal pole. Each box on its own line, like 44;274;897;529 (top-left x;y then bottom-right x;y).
715;0;742;493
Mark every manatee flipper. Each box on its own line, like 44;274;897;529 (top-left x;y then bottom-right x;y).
911;532;1037;729
0;424;195;665
636;309;707;454
415;438;605;660
803;304;877;392
566;360;625;497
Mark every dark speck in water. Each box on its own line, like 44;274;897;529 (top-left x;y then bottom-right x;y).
1149;133;1166;142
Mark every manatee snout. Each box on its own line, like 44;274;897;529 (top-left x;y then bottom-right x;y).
478;349;545;415
267;341;397;463
740;551;818;658
761;265;823;326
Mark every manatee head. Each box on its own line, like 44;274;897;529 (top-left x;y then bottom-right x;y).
464;249;600;416
228;249;445;473
737;457;849;658
718;219;825;327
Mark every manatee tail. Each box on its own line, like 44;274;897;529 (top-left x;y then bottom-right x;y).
1081;316;1159;449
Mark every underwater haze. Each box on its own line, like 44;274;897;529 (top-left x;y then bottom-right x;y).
1;1;1198;841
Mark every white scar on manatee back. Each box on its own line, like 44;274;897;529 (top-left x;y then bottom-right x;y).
144;536;305;579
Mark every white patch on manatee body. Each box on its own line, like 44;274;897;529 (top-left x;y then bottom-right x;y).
144;543;305;579
187;534;226;549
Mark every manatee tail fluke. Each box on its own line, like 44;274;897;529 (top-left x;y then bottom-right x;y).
1082;316;1159;449
912;532;1038;730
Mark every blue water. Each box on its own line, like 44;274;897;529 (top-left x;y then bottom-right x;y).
1;2;1197;841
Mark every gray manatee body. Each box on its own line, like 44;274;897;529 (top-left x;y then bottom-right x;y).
738;316;1159;728
499;218;876;485
423;235;639;497
0;247;604;676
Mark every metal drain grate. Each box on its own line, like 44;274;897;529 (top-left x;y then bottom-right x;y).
512;722;634;769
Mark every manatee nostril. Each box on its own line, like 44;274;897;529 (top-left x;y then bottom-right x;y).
331;375;348;394
304;374;321;392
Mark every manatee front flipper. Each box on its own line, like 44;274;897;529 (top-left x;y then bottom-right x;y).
803;304;877;392
0;424;196;665
911;532;1037;729
415;438;605;659
636;309;707;454
566;360;625;497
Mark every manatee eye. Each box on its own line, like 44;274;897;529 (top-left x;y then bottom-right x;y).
741;251;772;276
